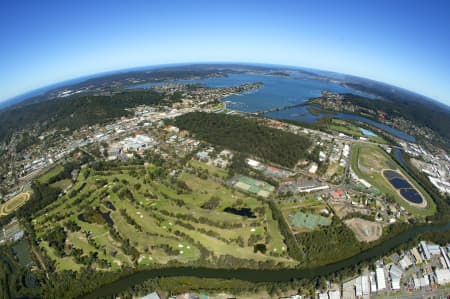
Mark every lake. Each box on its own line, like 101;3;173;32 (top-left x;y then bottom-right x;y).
129;72;416;142
129;72;370;112
359;127;377;137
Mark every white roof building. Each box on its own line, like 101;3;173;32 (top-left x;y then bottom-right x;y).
389;264;403;290
140;292;161;299
318;292;328;299
435;269;450;285
428;244;441;256
123;134;154;151
421;241;431;260
246;158;260;167
355;276;363;297
369;272;377;293
441;247;450;268
328;290;340;299
376;267;387;290
361;275;370;295
413;275;430;289
309;163;318;174
342;279;357;299
391;278;401;290
399;255;413;270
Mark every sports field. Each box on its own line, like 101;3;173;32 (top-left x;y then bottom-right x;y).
278;197;331;232
232;175;275;198
351;143;435;217
0;192;31;217
288;212;331;230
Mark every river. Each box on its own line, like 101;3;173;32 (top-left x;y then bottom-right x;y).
81;222;450;299
266;107;416;142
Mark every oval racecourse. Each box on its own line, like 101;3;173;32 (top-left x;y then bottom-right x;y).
0;192;31;216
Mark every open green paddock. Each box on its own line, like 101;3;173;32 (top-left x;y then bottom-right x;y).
189;159;228;179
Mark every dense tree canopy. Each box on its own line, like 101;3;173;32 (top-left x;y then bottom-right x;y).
175;112;312;168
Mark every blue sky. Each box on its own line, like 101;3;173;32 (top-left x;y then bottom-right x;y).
1;0;450;105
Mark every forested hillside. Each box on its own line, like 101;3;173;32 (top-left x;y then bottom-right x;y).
340;92;450;143
175;112;312;168
0;90;165;143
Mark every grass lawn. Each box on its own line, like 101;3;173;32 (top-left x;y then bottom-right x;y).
32;162;294;271
328;119;363;137
37;164;64;184
189;159;228;179
327;119;387;144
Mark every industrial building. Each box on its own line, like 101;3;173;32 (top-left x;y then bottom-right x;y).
420;241;431;260
376;266;387;291
389;264;403;290
435;269;450;285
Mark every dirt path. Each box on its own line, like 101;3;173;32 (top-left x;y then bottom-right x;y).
32;246;49;278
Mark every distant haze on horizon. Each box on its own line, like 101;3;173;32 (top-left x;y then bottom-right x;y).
1;0;450;105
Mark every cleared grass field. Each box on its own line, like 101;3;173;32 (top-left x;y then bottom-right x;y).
189;159;228;179
351;143;435;217
37;164;64;184
344;218;382;242
328;119;387;144
33;162;294;272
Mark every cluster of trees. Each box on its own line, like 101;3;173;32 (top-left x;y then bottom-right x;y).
81;207;109;225
44;226;67;257
20;181;61;219
268;201;304;260
0;256;13;299
15;131;39;153
65;220;81;232
46;161;80;184
0;247;43;299
295;217;361;267
157;208;242;229
120;208;143;232
201;195;222;210
70;248;107;268
108;226;139;261
175;112;312;168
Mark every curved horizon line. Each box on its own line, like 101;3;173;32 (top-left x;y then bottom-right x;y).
1;61;448;109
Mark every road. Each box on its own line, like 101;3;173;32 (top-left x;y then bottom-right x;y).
374;287;450;298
